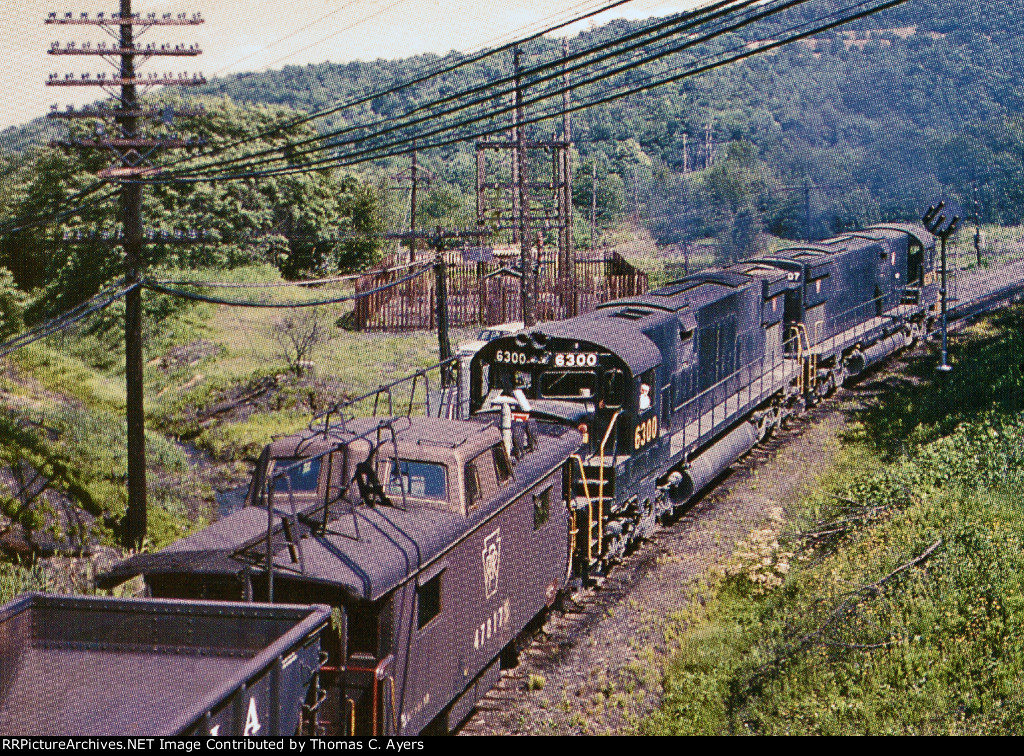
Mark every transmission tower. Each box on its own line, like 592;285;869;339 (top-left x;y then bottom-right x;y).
46;2;205;548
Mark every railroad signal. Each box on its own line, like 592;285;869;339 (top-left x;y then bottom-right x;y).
923;201;960;374
45;0;205;549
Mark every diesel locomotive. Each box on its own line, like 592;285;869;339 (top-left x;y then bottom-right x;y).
470;223;937;571
101;223;939;735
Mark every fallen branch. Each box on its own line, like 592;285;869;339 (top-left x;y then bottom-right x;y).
738;539;943;698
819;639;901;651
862;539;942;595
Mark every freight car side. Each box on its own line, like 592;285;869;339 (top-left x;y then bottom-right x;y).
0;594;330;736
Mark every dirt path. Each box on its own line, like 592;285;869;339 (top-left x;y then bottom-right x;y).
460;400;852;735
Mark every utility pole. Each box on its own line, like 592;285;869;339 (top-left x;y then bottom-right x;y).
561;38;576;316
390;141;433;263
973;184;983;267
804;179;812;242
513;47;535;327
590;162;598;251
682;132;690;175
386;226;491;378
47;2;205;548
923;201;960;374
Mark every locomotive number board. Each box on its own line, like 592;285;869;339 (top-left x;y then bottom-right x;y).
554;352;598;367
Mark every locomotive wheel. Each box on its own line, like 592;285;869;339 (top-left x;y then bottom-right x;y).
818;370;837;399
755;410;774;442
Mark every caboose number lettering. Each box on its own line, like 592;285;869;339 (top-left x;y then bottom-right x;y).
634;416;658;450
473;599;512;650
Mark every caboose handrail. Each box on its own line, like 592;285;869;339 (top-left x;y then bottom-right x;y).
310;356;461;433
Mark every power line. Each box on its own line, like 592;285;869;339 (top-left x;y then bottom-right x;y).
143;262;431;307
213;0;376;75
166;0;755;179
0;280;137;359
152;0;639;177
157;0;899;184
154;260;423;288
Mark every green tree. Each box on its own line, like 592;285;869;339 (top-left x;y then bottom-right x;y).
1;97;385;317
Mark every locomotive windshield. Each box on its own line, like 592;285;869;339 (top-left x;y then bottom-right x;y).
387;460;448;500
540;371;596;399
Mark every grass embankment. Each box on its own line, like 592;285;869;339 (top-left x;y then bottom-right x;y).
645;307;1024;735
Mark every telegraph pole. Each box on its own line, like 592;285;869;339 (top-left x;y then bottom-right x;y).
804;179;812;242
513;47;535;327
47;2;205;548
387;227;491;379
560;38;576;315
390;141;433;263
590;162;598;250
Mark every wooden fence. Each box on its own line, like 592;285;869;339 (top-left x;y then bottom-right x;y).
353;253;648;331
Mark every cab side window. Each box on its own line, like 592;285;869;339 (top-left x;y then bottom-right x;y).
417;573;443;630
533;486;552;530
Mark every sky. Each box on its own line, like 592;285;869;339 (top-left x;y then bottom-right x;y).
1;0;699;131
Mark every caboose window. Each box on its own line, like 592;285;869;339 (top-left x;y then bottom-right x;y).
540;371;597;399
387;460;447;500
275;457;321;493
417;572;443;630
492;444;513;484
533;486;552;530
465;460;482;508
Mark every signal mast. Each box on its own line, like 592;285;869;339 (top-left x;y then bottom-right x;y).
46;2;205;548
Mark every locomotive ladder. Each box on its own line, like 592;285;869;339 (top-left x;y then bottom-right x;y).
791;323;818;396
571;411;621;573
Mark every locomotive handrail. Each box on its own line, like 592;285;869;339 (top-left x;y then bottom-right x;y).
676;331;810;457
569;454;592;567
597;410;621;554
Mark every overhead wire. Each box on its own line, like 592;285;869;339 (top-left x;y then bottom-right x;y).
154;259;423;288
155;0;902;183
0;184;118;237
143;262;432;307
165;0;756;178
0;280;138;359
213;0;380;76
152;0;639;177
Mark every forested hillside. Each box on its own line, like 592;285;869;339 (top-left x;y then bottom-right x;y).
3;0;1024;301
192;0;1024;244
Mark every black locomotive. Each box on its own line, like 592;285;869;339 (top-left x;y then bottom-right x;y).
470;223;937;571
100;224;939;736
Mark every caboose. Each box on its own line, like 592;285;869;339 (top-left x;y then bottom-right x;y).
103;416;581;735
